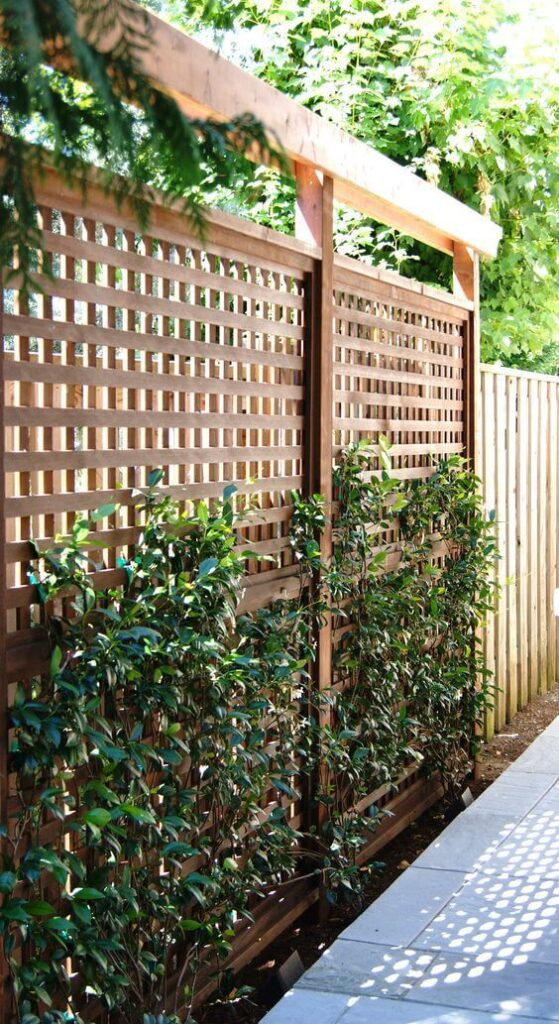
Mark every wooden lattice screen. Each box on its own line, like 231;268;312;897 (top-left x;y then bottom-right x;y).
0;167;474;1014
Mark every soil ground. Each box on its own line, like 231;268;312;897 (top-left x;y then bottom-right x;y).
199;684;559;1024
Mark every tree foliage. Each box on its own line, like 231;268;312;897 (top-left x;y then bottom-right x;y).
0;0;283;294
174;0;559;370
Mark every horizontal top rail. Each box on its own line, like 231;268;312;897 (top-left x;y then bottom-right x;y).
481;363;559;385
30;164;320;270
12;161;475;318
59;4;502;259
333;253;474;315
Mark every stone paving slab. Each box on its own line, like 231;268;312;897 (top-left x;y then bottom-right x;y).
412;870;559;961
262;716;559;1023
411;812;516;873
296;940;437;998
407;952;559;1019
338;868;468;947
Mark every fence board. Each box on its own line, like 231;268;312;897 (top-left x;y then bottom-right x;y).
481;365;559;733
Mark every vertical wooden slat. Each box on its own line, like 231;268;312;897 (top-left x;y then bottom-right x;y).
528;377;540;701
506;374;518;718
537;380;548;692
453;244;479;473
547;381;558;689
482;370;496;739
494;371;507;729
296;166;334;917
552;387;556;684
516;374;529;709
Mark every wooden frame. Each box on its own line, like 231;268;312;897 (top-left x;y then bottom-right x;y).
1;7;503;1012
59;4;504;259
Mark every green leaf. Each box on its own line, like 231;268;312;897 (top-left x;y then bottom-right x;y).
91;502;118;522
70;887;105;901
147;468;164;488
27;900;55;917
180;919;201;931
83;808;112;830
0;871;17;894
197;557;218;579
119;804;156;824
49;645;62;677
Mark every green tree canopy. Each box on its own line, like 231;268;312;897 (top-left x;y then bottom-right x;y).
172;0;559;370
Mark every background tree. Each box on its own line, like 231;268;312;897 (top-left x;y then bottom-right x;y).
170;0;559;371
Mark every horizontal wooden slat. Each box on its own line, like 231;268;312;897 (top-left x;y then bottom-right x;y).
41;230;306;309
332;442;464;458
5;406;304;431
333;260;473;320
334;254;475;314
333;361;463;392
8;274;305;342
4;315;304;370
5;359;304;399
334;389;462;411
334;332;463;366
334;415;462;433
333;309;465;346
5;478;304;517
33;168;318;273
6;445;303;473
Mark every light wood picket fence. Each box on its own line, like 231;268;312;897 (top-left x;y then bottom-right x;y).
481;364;559;737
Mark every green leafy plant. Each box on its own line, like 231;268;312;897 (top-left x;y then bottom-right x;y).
316;441;497;899
4;482;318;1022
2;450;496;1019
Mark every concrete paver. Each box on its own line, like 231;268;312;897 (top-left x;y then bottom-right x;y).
263;717;559;1023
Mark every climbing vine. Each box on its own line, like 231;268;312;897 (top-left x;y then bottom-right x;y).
1;448;496;1022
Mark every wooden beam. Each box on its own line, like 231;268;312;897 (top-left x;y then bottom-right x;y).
69;4;501;259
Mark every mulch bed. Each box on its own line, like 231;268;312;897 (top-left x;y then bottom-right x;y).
198;684;559;1023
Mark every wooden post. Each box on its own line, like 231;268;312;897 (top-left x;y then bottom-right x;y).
454;243;483;767
453;243;480;474
296;164;334;917
0;282;7;1020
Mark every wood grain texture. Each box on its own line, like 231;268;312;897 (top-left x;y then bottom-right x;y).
64;3;502;256
1;164;477;1019
480;364;559;734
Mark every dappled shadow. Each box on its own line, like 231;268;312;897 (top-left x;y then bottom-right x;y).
477;808;559;881
415;870;559;963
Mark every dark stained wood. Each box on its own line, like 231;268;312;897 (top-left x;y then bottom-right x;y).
0;161;479;1020
0;279;8;1022
453;242;480;471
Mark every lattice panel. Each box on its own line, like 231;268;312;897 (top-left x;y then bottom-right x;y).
333;258;467;480
330;258;470;800
3;172;313;638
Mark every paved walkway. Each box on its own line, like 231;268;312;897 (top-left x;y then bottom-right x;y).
263;716;559;1024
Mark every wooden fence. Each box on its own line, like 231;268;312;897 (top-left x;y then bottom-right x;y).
481;364;559;737
0;163;476;1016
